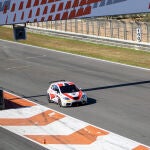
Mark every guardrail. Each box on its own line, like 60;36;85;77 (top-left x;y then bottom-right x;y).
27;26;150;52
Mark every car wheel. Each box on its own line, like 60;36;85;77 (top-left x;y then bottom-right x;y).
82;101;87;105
47;94;52;103
58;99;62;107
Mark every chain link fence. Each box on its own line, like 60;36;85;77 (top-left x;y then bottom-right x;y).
28;18;150;43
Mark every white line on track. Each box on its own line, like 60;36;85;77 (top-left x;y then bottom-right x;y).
7;55;47;61
6;65;32;70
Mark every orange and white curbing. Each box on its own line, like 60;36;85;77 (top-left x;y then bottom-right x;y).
0;91;149;150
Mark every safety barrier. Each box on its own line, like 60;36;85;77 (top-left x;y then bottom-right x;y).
27;26;150;52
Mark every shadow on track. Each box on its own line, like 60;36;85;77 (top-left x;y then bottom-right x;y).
82;80;150;92
87;97;96;105
70;97;96;107
4;94;46;109
4;80;149;108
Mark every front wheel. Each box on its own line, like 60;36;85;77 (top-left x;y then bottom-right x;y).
47;94;53;103
58;99;63;107
82;101;87;105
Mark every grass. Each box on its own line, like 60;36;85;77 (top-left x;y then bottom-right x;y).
0;26;150;69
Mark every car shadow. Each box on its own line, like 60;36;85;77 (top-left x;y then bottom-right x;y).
4;80;149;109
70;97;96;108
3;89;46;109
82;80;150;92
87;97;97;105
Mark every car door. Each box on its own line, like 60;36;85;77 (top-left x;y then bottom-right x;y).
50;85;60;103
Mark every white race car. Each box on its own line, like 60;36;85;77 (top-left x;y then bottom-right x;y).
47;80;87;107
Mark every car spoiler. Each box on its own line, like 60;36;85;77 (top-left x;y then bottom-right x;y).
49;80;66;84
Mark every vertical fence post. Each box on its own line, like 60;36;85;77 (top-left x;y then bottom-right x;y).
117;21;119;39
46;22;48;29
86;19;89;34
104;19;107;37
50;21;52;29
65;20;67;31
54;21;56;30
97;19;100;36
130;22;134;41
122;21;127;40
37;22;39;28
60;20;62;31
110;20;113;38
125;22;127;40
70;19;72;32
75;19;78;33
148;23;150;43
117;22;120;39
81;19;83;34
92;19;94;35
145;23;149;43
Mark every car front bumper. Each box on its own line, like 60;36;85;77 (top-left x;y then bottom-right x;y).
62;99;87;107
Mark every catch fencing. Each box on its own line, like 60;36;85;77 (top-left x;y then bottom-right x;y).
28;18;150;43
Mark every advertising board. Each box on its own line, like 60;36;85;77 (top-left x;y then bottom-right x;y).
0;0;150;25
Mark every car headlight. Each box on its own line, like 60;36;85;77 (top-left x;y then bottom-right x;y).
82;94;86;99
63;97;70;100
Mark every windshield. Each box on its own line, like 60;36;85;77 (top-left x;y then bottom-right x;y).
60;85;80;93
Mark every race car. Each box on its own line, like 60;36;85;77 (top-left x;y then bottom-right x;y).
47;80;87;107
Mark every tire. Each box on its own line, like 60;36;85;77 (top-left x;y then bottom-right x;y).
82;101;87;105
47;94;52;103
58;99;62;107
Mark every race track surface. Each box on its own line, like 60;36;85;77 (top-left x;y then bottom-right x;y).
0;40;150;149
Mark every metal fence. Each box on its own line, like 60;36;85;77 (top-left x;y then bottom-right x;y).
28;18;150;43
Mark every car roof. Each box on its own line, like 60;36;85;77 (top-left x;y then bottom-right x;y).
50;80;75;87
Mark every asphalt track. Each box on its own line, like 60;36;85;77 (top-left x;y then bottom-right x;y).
0;40;150;149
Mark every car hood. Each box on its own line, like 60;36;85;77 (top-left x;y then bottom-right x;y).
63;91;83;100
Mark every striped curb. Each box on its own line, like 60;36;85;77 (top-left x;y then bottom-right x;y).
0;91;149;150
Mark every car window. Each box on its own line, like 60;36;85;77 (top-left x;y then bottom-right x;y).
60;85;79;93
51;85;55;90
52;85;60;93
